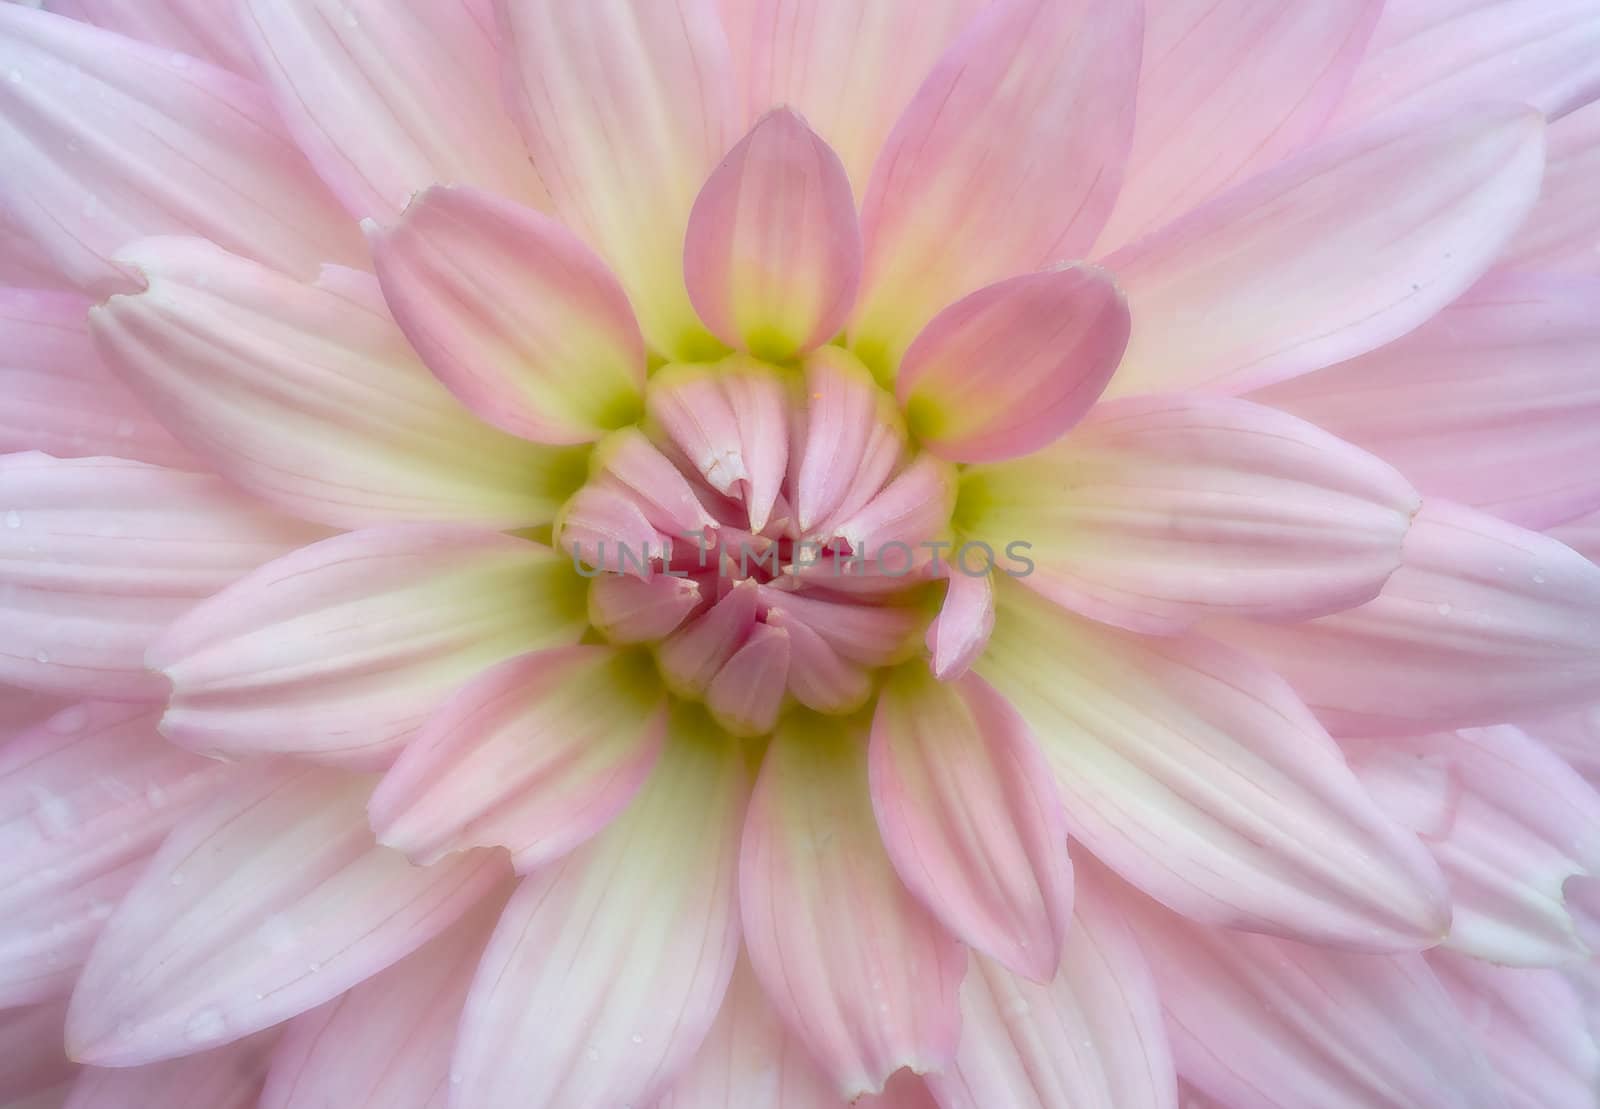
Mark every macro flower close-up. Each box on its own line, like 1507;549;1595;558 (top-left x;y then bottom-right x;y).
3;0;1600;1106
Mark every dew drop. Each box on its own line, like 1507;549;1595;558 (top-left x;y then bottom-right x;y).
256;912;298;954
6;70;21;86
169;871;186;887
4;509;21;528
48;705;89;733
1435;603;1453;617
584;1044;601;1062
1532;574;1547;585
185;1007;227;1043
1006;996;1031;1018
29;785;74;838
32;648;50;664
629;1033;645;1045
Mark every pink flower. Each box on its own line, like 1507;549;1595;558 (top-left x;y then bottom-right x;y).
1;1;1599;1106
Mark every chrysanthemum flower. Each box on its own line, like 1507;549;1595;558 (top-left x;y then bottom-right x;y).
2;0;1600;1106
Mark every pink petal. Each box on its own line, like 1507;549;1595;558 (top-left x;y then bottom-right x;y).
684;108;861;361
850;0;1140;374
978;581;1451;951
498;0;734;359
0;5;359;296
1527;705;1600;791
1210;500;1600;736
557;484;668;578
0;454;321;700
705;622;790;737
47;0;258;76
740;711;966;1100
658;580;760;697
754;586;920;668
926;568;994;681
1102;103;1546;397
588;573;702;644
595;427;720;536
721;360;791;532
371;184;646;444
453;721;746;1108
1110;873;1504;1109
1550;507;1600;563
65;764;506;1066
870;668;1072;980
1501;98;1600;277
0;1001;76;1105
148;526;586;768
646;362;752;498
1094;0;1382;252
0;289;196;467
896;266;1130;463
241;0;543;220
794;346;893;533
369;646;666;871
260;888;507;1109
831;454;956;563
927;875;1177;1109
1256;271;1600;529
0;684;64;734
93;238;583;529
764;608;873;714
0;702;231;1008
1345;725;1600;967
965;395;1419;635
65;1031;279;1109
0;209;71;290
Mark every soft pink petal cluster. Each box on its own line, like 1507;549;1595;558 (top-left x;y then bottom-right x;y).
1;1;1600;1108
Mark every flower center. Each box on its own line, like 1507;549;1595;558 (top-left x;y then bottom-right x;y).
556;348;958;736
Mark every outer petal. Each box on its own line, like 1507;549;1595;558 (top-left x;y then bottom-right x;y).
927;876;1177;1109
1550;507;1600;563
371;185;645;444
0;684;64;734
1345;726;1600;966
962;396;1419;635
0;454;322;699
241;0;544;220
0;6;360;295
65;764;506;1066
870;667;1072;981
0;289;195;467
1111;875;1504;1109
453;714;746;1109
741;710;966;1100
1256;271;1600;529
93;238;585;529
369;646;666;871
977;580;1450;951
1094;0;1382;251
1501;99;1600;277
498;0;735;359
849;0;1140;375
46;0;258;76
926;568;994;681
0;703;230;1008
0;1002;76;1106
259;888;507;1109
1102;103;1545;397
149;527;586;768
1210;500;1600;736
64;1031;278;1109
896;267;1129;463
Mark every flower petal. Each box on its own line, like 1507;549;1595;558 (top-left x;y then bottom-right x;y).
499;0;734;360
0;683;64;734
1102;103;1546;397
1210;500;1600;736
684;109;861;361
91;238;584;528
850;0;1141;374
741;710;966;1100
926;568;994;681
1094;0;1382;251
1501;99;1600;277
0;454;322;700
453;714;746;1109
870;668;1072;981
0;5;359;295
65;764;506;1066
241;0;544;220
369;646;666;871
149;526;585;769
0;1002;76;1105
962;395;1419;635
371;185;646;444
65;1031;279;1109
896;266;1130;463
1256;271;1600;530
46;0;257;76
978;581;1451;951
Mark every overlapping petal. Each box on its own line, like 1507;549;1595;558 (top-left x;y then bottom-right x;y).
47;0;258;76
65;1030;279;1109
1501;99;1600;277
0;1001;75;1106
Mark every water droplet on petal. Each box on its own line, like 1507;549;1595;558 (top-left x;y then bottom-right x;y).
185;1007;227;1043
48;705;88;733
4;509;21;528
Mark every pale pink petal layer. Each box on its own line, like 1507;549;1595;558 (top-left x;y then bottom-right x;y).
1550;507;1600;563
499;0;734;359
149;527;586;768
0;454;320;699
926;568;994;681
1211;500;1600;735
91;238;577;528
978;581;1450;951
741;711;966;1100
1501;99;1600;276
850;0;1140;373
685;109;861;361
369;646;666;870
0;684;64;734
0;1002;75;1106
0;6;359;295
47;0;257;76
1257;271;1600;529
453;722;746;1109
964;396;1419;635
1094;0;1381;251
896;266;1129;463
1103;103;1545;397
65;1031;279;1109
372;185;646;444
242;0;544;219
870;668;1072;981
66;764;505;1066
